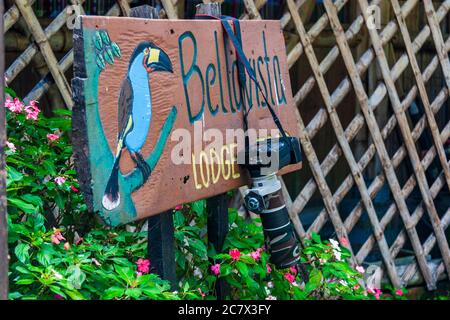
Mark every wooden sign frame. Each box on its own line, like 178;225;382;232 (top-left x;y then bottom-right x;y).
73;16;301;226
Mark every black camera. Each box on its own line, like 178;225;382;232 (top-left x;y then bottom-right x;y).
238;136;303;270
239;136;302;178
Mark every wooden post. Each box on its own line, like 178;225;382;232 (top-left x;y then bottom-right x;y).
147;212;176;289
195;1;230;300
0;0;8;301
126;5;177;289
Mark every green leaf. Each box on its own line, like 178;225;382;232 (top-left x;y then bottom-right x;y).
67;265;86;289
65;290;85;300
125;288;142;299
235;261;249;278
8;198;37;214
311;232;321;244
115;265;135;285
103;287;125;300
15;243;30;263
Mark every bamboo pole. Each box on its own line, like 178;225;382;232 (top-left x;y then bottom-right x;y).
117;0;131;16
5;3;71;85
14;0;73;109
358;0;450;284
287;0;357;265
392;0;450;191
0;0;8;301
323;0;439;289
296;0;450;234
290;0;402;287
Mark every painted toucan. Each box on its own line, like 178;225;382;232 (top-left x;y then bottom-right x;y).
102;41;173;211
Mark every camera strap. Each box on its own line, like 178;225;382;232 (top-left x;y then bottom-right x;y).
195;14;291;145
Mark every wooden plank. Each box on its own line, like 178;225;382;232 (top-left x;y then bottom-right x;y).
0;0;8;301
286;0;357;265
358;0;450;286
323;0;433;288
72;17;301;225
392;0;450;191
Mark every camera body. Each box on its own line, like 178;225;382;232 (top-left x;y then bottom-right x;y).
238;136;303;269
239;136;302;178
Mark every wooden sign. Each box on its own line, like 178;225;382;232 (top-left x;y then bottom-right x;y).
73;16;301;226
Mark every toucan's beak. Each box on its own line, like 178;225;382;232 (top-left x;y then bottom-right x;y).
144;47;173;73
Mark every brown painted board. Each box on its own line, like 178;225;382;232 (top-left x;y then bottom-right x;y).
72;16;301;226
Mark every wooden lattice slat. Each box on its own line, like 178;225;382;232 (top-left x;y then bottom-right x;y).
3;0;449;290
391;0;450;191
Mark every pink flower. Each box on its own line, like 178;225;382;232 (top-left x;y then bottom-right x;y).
174;204;183;210
368;287;382;300
5;98;24;113
91;258;101;266
136;258;150;274
356;265;365;273
395;289;403;296
63;242;70;250
70;186;79;192
51;228;65;245
229;249;241;261
353;284;360;290
47;133;60;141
198;288;206;298
54;176;66;186
250;250;261;261
284;272;295;284
6;141;16;153
136;272;142;277
211;264;221;275
339;236;349;247
53;294;64;300
25;101;40;120
289;266;298;275
266;263;272;274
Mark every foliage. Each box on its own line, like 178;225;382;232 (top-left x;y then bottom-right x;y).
5;89;407;300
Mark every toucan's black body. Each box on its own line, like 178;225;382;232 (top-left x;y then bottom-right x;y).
102;42;173;211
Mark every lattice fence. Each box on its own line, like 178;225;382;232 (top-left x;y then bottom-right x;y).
3;0;450;290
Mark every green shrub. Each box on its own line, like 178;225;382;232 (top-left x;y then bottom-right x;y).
4;88;405;300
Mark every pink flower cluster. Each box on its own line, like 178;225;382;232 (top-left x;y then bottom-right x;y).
136;258;150;274
51;228;65;245
283;266;298;284
249;247;263;261
4;98;40;120
6;141;16;153
55;176;66;186
211;264;221;275
229;249;241;261
47;133;60;141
